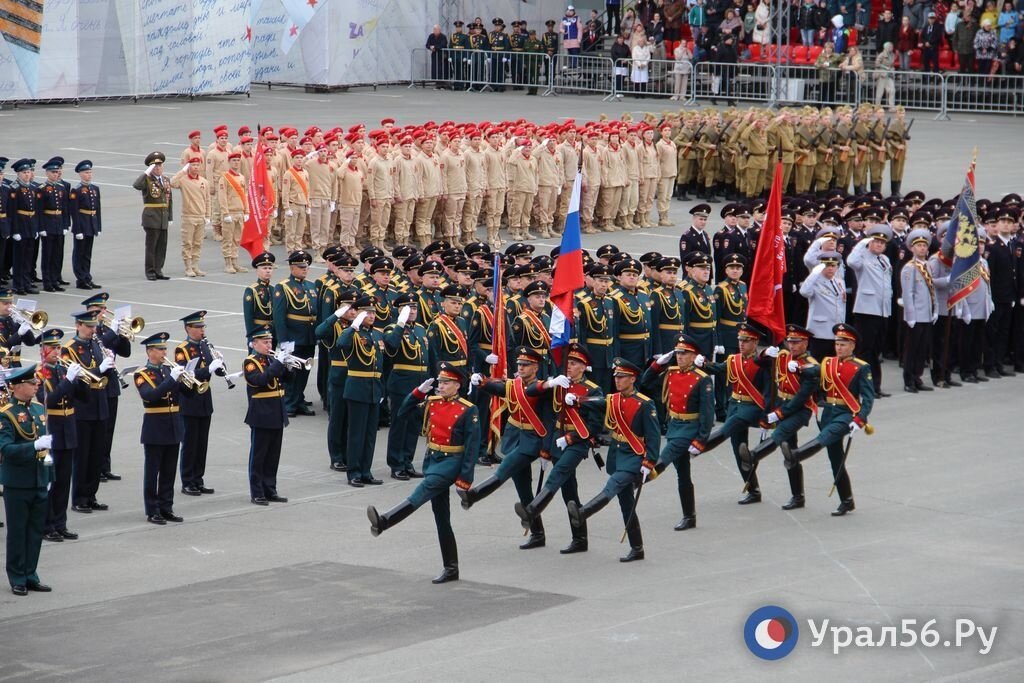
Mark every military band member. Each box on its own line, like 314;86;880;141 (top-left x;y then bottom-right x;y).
901;228;938;393
39;330;85;543
782;323;874;516
10;158;41;294
609;259;652;368
133;332;185;525
515;344;604;553
272;250;318;416
38;157;70;292
243;325;289;505
174;311;221;496
576;264;616;392
69;160;102;290
383;293;429;480
0;288;41;366
133;152;173;281
0;364;54;596
738;324;819;510
566;358;660;562
85;293;130;483
367;363;479;584
339;294;385;487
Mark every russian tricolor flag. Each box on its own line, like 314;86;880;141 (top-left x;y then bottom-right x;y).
549;172;585;367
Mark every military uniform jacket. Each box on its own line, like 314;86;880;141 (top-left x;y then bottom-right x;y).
986;237;1017;304
426;313;470;376
773;351;819;419
400;389;480;486
38;362;87;450
243;353;288;429
525;377;604;452
489;30;511;51
812;355;874;424
846;240;893;317
244;279;275;333
510;307;554;376
713;226;754;279
132;173;173;229
38;180;70;235
678;226;712;263
480;377;554;453
927;253;953;313
315;314;349;377
650;284;686;355
609;286;652;347
174;339;215;417
467;301;497;373
679;279;718;351
362;281;396;330
339;325;384;404
800;270;846;339
10;181;40;239
713;279;748;349
383;322;429;394
705;352;771;411
0;399;53;489
582;390;661;467
61;336;114;420
450;31;470;49
134;363;184;445
70;183;102;237
640;361;714;443
900;258;937;325
0;315;40;364
0;177;11;238
575;290;616;369
98;323;130;398
273;275;318;345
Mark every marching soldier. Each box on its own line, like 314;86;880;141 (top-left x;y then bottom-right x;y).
713;253;748;418
243;325;289;505
10;158;41;295
426;285;470;377
650;257;686;356
679;252;718;358
69;160;102;290
0;364;54;596
175;311;222;496
576;264;616;393
781;323;874;516
338;294;385;487
272;250;318;417
609;259;652;368
383;294;429;480
133;332;186;525
243;251;276;343
566;358;660;562
641;334;715;531
169;156;211;277
510;280;554;378
367;363;479;584
901;228;938;393
38;157;70;292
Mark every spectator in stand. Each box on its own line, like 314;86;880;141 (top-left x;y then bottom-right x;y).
816;41;843;100
672;41;694;100
874;42;897;106
631;22;649;48
878;9;900;47
800;0;820;45
816;25;832;44
649;11;666;45
920;12;945;70
953;11;980;70
832;13;851;51
946;2;963;49
898;14;919;67
1005;36;1024;72
622;7;637;35
695;23;716;62
706;0;725;31
426;25;448;86
607;0;622;35
839;43;864;99
631;36;654;97
721;8;746;42
974;17;1000;72
744;3;759;42
590;10;606;37
904;0;927;29
611;33;631;91
582;21;603;52
962;0;981;21
855;2;872;36
814;0;833;34
830;0;857;27
562;6;582;66
998;1;1020;42
753;0;773;45
934;0;951;31
710;32;739;105
690;0;709;33
981;0;1000;26
636;0;654;24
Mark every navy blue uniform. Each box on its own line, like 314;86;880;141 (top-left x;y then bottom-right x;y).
38;180;69;289
69;182;101;287
62;335;116;508
39;361;87;535
243;352;288;500
175;339;216;490
133;363;184;517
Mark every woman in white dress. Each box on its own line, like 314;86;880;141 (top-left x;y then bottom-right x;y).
753;0;772;45
631;37;653;97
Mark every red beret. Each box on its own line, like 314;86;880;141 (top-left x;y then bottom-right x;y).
381;118;395;125
264;133;278;141
291;149;305;158
239;136;254;144
237;126;251;136
187;130;201;139
187;156;202;164
299;136;312;146
214;127;228;137
399;137;414;146
228;152;241;160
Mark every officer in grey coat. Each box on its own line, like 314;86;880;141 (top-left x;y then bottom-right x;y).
846;224;893;396
956;227;994;384
901;228;937;393
800;250;847;361
928;222;959;388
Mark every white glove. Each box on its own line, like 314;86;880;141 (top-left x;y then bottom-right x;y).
713;345;725;355
271;210;278;218
65;362;83;382
858;237;872;248
470;372;483;386
352;311;368;330
787;360;800;372
931;312;938;324
12;234;21;241
813;236;827;248
564;392;578;405
146;163;157;176
694;354;706;367
99;357;114;373
545;374;571;389
765;346;780;358
767;411;780;424
555;436;568;450
396;305;411;326
63;229;69;236
907;320;915;328
223;215;233;223
209;358;225;373
334;304;350;319
485;353;499;365
540;457;551;472
285;209;294;218
811;263;826;275
329;201;336;212
656;350;674;366
640;464;652;480
34;435;53;451
170;365;184;381
417;377;435;393
274;350;288;363
849;421;862;435
38;232;45;239
962;309;972;325
75;232;84;240
305;207;311;215
18;323;31;336
688;444;701;457
896;297;904;307
244;214;250;222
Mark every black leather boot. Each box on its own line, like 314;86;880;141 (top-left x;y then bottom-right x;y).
674;480;696;530
781;440;824;470
560;508;588;553
677;182;691;201
701;427;729;454
870;181;882;194
432;534;459;583
515;487;556;530
782;465;805;509
520;516;546;550
367;500;416;537
831;498;856;517
457;475;502;510
890;180;902;199
749;439;779;463
567;492;612;529
620;518;644;562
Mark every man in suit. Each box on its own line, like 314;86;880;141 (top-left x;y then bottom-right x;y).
132;152;173;280
800;251;847;361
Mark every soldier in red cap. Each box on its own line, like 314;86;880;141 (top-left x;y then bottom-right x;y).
281;150;311;253
180;130;205;168
206;126;231;242
169;156;211;277
216;152;249;274
306;145;336;260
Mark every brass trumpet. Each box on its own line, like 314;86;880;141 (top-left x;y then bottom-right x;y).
57;357;109;388
11;308;48;331
279;353;313;371
163;361;209;394
100;311;146;340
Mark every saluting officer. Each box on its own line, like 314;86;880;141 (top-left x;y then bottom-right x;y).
133;152;173;281
846;223;893;397
901;228;938;393
243;325;289;506
243;251;277;344
367;363;480;584
315;289;358;472
339;294;386;487
69;160;102;290
175;311;223;496
383;293;429;480
273;250;318;417
133;332;186;525
0;364;55;596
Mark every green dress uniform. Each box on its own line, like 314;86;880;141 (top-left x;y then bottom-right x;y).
510;308;554;379
243;277;275;342
575;287;617;392
272;270;318;414
426;312;470;377
314;294;355;471
713;277;748;418
467;297;499;463
450;27;471;90
469;30;491;90
383;318;429;475
315;270;342;409
489;27;511;90
132;154;173;280
338;314;385;485
650;282;686;356
0;387;54;592
416;285;444;325
679;277;718;356
609;285;652;368
509;29;526;87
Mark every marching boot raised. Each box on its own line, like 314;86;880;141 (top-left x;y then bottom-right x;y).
457;474;502;509
367;500;417;536
782;464;805;509
567;492;612;529
514;487;556;530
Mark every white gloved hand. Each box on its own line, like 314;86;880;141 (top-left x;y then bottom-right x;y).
170;365;184;381
962;309;972;325
656;350;675;366
812;263;826;275
99;357;114;373
12;234;21;241
146;163;157;176
352;311;368;330
485;353;499;365
75;232;84;240
209;358;225;373
329;201;336;212
896;297;904;307
223;215;233;223
244;214;250;222
470;372;483;386
907;320;915;328
545;374;571;389
813;236;827;248
37;232;45;239
396;305;411;326
564;392;578;405
787;360;800;372
34;435;53;451
274;350;288;363
688;444;701;457
713;345;725;355
694;354;706;367
858;237;873;248
849;421;862;435
65;362;83;382
334;304;350;319
305;207;311;215
63;229;69;236
18;323;31;336
417;377;435;393
540;457;551;472
767;411;780;424
765;346;780;358
555;436;568;450
285;209;294;218
640;464;652;480
931;312;938;324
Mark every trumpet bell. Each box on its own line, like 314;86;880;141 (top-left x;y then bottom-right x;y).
29;311;48;330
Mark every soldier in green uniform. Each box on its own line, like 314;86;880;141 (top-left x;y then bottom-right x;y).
523;30;545;95
243;251;276;345
713;254;748;420
272;250;318;416
315;290;357;472
416;260;445;325
542;19;559;58
361;256;397;331
673;117;700;201
650;256;686;356
315;247;344;410
489;18;510;92
449;20;470;90
697;119;722;201
467;274;499;465
1;364;55;596
576;263;617;393
383;293;429;480
509;20;526;89
468;23;491;91
426;285;471;378
679;252;718;358
510;280;554;379
339;294;385;487
609;258;652;368
132;151;173;281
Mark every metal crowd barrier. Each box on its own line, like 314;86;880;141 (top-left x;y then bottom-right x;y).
691;62;777;105
772;65;860;108
857;68;945;112
943;72;1024;116
611;58;695;103
546;53;616;100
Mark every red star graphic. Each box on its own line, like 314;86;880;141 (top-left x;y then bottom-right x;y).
307;0;317;7
289;24;298;36
244;25;252;41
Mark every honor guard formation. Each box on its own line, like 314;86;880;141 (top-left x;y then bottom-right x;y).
2;111;1022;592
